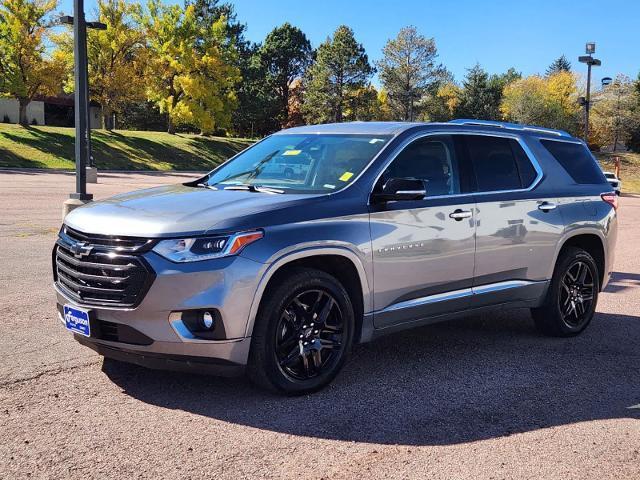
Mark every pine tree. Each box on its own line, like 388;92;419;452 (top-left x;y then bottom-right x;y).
302;26;373;124
377;26;443;121
259;23;313;128
546;55;572;76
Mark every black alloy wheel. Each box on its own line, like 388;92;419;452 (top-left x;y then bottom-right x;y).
248;268;354;395
531;246;599;337
275;289;345;381
558;260;595;328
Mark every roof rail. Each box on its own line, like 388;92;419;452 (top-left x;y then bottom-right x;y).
448;119;572;138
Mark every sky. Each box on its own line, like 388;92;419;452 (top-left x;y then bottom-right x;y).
58;0;640;86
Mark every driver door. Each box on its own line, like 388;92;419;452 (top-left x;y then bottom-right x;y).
370;134;476;329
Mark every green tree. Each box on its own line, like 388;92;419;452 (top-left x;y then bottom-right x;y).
421;81;462;122
0;0;63;125
546;55;572;76
302;25;374;124
143;0;241;134
344;84;382;121
259;23;312;127
54;0;146;130
232;42;279;137
186;0;245;47
452;65;519;120
377;26;443;121
455;64;500;119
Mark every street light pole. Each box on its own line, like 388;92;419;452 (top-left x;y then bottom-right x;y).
585;59;592;142
578;42;601;144
59;8;106;218
71;0;91;202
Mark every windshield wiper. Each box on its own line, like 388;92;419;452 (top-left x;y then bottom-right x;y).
223;184;285;194
196;183;218;190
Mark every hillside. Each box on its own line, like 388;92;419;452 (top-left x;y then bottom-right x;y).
0;124;253;171
595;151;640;194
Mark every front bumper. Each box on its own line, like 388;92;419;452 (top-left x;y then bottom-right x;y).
55;250;267;373
75;335;246;376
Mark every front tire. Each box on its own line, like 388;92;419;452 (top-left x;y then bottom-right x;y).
531;247;600;337
248;268;354;395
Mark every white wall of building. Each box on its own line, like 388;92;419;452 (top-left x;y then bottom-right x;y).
0;98;46;125
0;98;103;129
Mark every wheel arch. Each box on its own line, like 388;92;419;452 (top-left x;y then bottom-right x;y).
554;231;606;290
244;247;371;340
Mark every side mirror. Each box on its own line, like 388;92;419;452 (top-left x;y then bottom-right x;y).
371;177;427;203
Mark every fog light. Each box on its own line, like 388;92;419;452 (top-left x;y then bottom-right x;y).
177;309;224;340
202;311;215;330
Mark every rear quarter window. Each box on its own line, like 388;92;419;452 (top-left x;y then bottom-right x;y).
540;140;607;184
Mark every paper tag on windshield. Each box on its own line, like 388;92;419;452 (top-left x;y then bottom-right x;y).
339;172;354;182
369;138;385;144
283;149;301;156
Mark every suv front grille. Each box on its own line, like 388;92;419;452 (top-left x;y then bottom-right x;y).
54;226;155;308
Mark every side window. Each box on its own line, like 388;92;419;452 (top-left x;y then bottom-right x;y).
540;139;607;184
512;141;537;187
464;135;536;192
384;135;461;197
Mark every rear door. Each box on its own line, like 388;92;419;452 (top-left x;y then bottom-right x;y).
462;134;564;306
370;134;476;329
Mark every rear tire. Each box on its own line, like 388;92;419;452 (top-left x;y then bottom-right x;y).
531;247;599;337
248;268;354;395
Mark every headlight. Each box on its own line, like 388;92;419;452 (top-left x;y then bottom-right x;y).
152;231;263;263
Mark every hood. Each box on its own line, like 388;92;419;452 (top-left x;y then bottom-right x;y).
64;184;321;237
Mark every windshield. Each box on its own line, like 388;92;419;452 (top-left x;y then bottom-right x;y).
204;134;392;194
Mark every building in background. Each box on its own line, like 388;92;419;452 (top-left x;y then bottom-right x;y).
0;95;101;128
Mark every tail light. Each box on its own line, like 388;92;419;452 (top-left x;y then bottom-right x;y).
601;192;618;211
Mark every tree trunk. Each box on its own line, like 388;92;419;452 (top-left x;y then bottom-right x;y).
167;117;176;135
18;98;29;126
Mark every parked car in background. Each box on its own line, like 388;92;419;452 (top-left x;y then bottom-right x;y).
603;171;621;195
54;120;618;395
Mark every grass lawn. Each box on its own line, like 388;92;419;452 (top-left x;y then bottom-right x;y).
0;123;253;171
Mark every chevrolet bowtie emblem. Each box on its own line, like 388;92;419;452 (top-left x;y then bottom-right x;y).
70;241;93;259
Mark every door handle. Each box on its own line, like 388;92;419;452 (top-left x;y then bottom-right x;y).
538;202;557;212
449;209;472;221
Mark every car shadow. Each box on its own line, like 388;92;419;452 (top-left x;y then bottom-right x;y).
605;271;640;294
102;308;640;446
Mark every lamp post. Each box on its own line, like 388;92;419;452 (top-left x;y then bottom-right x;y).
578;42;601;144
59;3;106;218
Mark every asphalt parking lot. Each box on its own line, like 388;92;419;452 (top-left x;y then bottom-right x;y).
1;170;639;479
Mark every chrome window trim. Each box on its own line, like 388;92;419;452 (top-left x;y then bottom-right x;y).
538;137;585;146
376;280;542;314
396;190;427;195
368;130;545;204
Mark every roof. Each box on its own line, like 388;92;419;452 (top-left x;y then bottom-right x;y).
448;119;572;138
276;120;576;140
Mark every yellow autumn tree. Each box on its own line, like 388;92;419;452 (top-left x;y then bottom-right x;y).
0;0;65;125
143;0;241;134
54;0;147;130
501;71;580;134
420;82;461;121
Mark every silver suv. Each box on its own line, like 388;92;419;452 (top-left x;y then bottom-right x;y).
54;120;618;394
